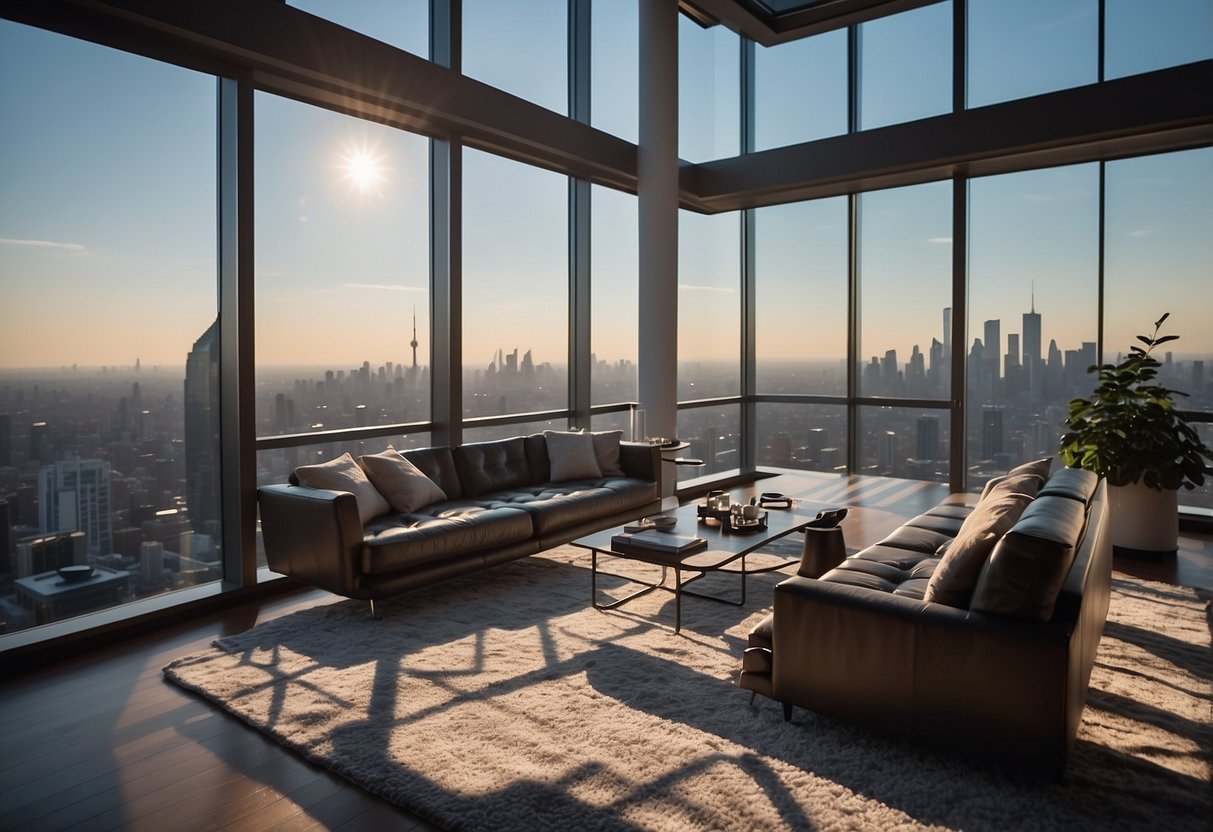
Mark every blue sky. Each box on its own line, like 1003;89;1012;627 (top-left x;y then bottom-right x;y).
2;1;1211;372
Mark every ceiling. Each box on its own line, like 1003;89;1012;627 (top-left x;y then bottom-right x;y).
681;0;938;44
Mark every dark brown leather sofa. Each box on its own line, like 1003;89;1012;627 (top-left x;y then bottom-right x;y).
259;434;661;613
740;467;1111;777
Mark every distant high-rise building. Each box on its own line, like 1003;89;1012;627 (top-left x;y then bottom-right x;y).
1192;361;1206;405
942;307;952;359
0;414;10;467
983;319;1001;384
1023;292;1042;395
184;320;222;541
37;459;112;558
410;306;420;369
0;498;11;575
30;421;49;464
982;408;1004;459
916;416;939;461
15;530;86;578
140;540;165;586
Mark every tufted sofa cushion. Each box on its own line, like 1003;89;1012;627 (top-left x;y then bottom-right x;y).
482;479;655;535
453;437;532;497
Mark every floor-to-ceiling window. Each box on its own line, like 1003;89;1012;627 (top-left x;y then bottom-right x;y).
0;20;221;634
253;93;432;568
590;185;638;435
679;13;739;162
462;149;569;442
287;0;429;57
754;198;849;472
678;210;741;477
752;29;847;151
857;1;952;130
966;0;1096;108
463;0;567;114
1105;147;1213;513
966;164;1100;489
856;181;953;480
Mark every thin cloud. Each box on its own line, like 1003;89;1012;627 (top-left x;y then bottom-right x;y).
678;284;735;294
1128;229;1155;238
341;282;425;292
928;237;953;244
0;237;86;251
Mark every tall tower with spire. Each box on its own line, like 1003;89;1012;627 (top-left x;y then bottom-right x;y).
410;306;419;369
1022;282;1043;397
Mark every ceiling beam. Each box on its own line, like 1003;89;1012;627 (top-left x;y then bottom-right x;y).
686;61;1213;211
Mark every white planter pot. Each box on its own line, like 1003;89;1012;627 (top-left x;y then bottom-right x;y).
1108;481;1179;554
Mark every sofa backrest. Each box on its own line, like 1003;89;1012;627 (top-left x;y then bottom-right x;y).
401;445;464;501
969;471;1100;622
453;437;532;497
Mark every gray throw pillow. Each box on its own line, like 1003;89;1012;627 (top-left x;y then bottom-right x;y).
543;430;602;481
924;482;1035;608
592;430;625;476
295;452;390;525
360;447;447;513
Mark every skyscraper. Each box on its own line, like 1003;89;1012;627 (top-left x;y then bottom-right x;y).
184;319;222;541
0;414;10;467
1023;291;1042;396
981;407;1004;460
916;416;939;461
37;459;112;558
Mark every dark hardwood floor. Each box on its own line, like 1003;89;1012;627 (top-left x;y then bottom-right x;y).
2;473;1209;832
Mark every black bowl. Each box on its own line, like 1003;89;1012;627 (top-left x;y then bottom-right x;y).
57;565;94;582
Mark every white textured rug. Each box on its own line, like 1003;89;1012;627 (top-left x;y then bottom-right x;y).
165;546;1212;831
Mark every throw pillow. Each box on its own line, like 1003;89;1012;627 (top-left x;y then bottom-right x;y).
359;446;447;514
924;481;1035;608
543;430;602;481
591;430;625;476
294;452;390;525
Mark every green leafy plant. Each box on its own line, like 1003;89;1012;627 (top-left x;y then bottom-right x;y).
1059;313;1213;490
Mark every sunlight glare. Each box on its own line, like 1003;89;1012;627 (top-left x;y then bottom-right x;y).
340;144;388;196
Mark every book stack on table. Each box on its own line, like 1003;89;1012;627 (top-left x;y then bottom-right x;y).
610;530;708;556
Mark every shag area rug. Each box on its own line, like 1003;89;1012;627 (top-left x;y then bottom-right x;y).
165;546;1213;831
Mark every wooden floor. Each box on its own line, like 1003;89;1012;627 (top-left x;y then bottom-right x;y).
2;473;1210;832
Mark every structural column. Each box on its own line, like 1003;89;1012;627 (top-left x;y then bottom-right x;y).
637;0;679;445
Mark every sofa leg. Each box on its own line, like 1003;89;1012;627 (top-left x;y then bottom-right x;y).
749;690;756;707
369;599;382;620
782;702;793;722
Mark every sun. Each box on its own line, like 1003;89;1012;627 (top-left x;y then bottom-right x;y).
339;144;388;196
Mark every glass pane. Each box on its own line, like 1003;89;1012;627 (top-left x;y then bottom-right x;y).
592;0;638;143
0;22;219;633
1185;423;1213;514
856;181;952;399
678;404;740;481
463;149;568;419
858;407;950;481
753;30;847;151
1105;148;1213;514
288;0;428;58
858;1;952;130
1106;0;1213;80
255;93;430;438
756;404;848;473
591;410;632;437
592;186;638;407
966;0;1097;109
463;0;567;114
679;211;740;400
463;420;566;445
967;164;1099;489
755;197;848;396
679;14;740;162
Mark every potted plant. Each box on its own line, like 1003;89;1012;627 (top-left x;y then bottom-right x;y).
1058;313;1213;554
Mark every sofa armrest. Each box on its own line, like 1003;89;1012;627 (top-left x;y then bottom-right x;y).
619;441;660;483
258;484;366;598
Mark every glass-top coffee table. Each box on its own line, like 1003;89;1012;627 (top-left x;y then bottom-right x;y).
571;501;819;634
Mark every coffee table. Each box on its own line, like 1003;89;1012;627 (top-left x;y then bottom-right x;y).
571;501;819;633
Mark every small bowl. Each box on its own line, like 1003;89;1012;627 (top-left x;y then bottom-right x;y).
649;516;678;531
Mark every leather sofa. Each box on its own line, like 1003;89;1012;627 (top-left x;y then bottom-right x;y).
740;465;1111;777
259;434;661;613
